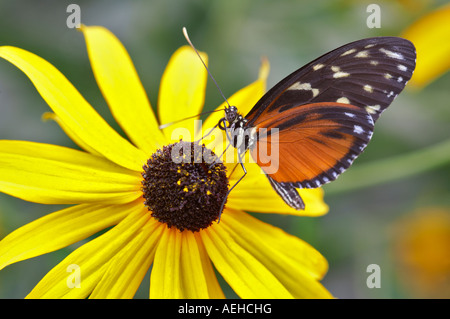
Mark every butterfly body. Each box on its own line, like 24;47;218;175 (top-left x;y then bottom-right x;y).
218;37;416;210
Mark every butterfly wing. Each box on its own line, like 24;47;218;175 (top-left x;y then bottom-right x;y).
245;37;416;126
244;37;415;209
266;175;305;210
250;102;374;188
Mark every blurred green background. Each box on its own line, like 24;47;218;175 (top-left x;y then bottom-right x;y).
0;0;449;298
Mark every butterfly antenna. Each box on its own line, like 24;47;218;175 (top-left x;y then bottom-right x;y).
158;108;223;130
183;27;232;109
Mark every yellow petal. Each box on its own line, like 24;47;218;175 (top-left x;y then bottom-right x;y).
193;233;226;299
150;227;183;298
177;231;209;298
0;201;136;271
150;228;225;299
81;25;166;155
227;162;329;216
158;46;207;142
179;231;225;298
89;219;163;298
402;4;450;88
0;46;147;171
201;219;294;299
42;112;102;156
221;209;332;298
27;205;149;298
0;140;141;204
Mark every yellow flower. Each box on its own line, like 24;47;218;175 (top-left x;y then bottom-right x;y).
0;25;330;298
391;207;450;298
402;3;450;88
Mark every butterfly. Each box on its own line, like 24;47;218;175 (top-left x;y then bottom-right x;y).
217;37;416;210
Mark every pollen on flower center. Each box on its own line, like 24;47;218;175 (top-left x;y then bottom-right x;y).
141;140;229;232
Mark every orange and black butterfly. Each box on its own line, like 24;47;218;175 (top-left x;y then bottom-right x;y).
218;37;416;210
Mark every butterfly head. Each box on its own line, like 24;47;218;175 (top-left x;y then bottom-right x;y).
217;105;252;152
219;105;248;132
224;105;239;124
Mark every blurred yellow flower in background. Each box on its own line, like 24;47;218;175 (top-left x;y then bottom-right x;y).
392;207;450;298
402;3;450;88
382;2;450;299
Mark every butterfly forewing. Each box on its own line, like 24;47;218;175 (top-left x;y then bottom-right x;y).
245;37;416;126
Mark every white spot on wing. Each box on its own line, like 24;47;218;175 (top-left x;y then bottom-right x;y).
333;71;350;78
397;64;407;72
345;112;355;118
379;48;404;60
287;81;319;97
288;82;305;90
313;64;324;71
337;97;350;104
331;66;340;72
365;105;380;114
355;50;369;58
353;125;364;134
341;48;357;56
363;84;373;93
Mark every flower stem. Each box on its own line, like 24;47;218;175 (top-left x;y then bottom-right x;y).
323;138;450;194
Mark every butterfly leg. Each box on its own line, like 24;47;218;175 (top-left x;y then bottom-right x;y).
227;162;240;179
217;150;248;223
208;118;232;169
195;122;219;144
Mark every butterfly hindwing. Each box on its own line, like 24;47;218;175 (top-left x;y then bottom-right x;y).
245;37;416;126
267;175;305;210
249;102;374;188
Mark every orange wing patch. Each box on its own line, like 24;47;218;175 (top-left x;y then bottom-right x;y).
249;102;374;188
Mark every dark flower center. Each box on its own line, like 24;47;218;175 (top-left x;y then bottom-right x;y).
141;140;229;232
